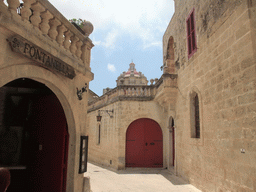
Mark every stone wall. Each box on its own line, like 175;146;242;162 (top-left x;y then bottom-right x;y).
0;1;94;191
164;0;256;191
86;100;168;170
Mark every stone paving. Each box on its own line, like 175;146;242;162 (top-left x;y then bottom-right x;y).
85;163;201;192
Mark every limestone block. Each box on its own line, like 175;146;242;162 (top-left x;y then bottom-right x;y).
83;176;91;192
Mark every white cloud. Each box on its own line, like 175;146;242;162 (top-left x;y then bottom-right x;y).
143;41;162;49
92;40;102;46
102;29;119;49
50;0;174;47
107;64;116;72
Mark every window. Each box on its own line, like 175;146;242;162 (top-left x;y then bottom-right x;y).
194;94;200;138
98;124;101;144
191;92;200;138
186;9;197;58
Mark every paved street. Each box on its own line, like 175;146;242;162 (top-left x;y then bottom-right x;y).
85;163;201;192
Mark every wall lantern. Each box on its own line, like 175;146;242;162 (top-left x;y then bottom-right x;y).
96;110;102;122
96;109;114;122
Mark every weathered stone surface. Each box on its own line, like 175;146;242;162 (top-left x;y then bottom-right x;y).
162;0;256;191
0;1;94;191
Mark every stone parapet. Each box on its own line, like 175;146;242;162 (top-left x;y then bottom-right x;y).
0;0;94;80
88;74;178;112
88;85;155;112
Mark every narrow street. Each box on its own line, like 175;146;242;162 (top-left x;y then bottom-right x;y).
85;163;201;192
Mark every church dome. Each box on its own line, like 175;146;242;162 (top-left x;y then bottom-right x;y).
123;62;140;77
116;62;148;86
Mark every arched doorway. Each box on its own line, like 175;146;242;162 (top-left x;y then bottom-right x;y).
126;118;163;168
169;117;175;168
0;78;69;192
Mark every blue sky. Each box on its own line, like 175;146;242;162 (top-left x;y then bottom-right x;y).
51;0;175;96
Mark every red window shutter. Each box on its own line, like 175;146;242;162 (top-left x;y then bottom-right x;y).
187;9;197;58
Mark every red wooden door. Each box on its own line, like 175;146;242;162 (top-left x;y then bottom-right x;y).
126;118;163;167
29;94;69;192
61;126;69;192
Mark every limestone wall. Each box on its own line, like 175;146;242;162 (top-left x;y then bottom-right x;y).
0;1;94;191
164;0;256;191
86;100;168;170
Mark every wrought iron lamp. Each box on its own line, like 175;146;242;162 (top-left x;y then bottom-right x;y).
96;110;102;122
76;83;88;100
96;109;114;122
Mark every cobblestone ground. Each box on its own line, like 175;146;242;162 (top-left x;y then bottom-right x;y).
85;163;201;192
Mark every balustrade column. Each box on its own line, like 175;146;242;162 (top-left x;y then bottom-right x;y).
131;88;135;96
147;88;150;96
7;0;20;14
70;35;79;55
144;88;147;96
81;41;92;67
40;10;53;35
63;30;72;50
128;88;131;96
30;2;45;27
56;24;67;46
140;88;143;96
76;41;83;59
20;0;35;21
48;18;61;40
136;88;139;96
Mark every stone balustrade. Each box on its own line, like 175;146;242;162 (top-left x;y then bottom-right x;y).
118;86;152;97
88;85;155;111
2;0;93;68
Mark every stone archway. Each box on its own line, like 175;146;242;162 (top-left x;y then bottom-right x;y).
0;65;77;191
125;118;163;168
0;78;69;192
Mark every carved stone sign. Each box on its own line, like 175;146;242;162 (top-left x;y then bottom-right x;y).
8;36;76;79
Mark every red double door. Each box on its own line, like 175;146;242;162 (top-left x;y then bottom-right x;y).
126;118;163;167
